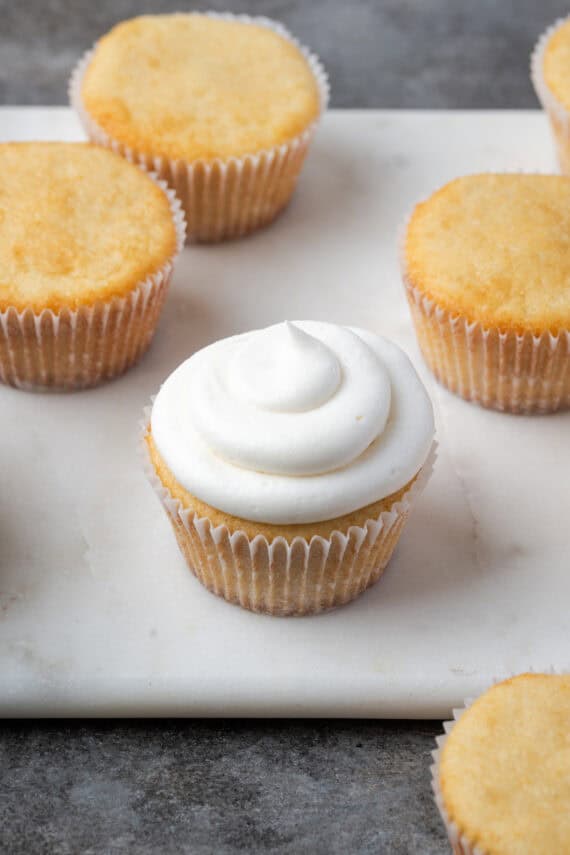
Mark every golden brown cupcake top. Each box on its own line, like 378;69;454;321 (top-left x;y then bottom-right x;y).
405;174;570;333
81;14;321;162
543;19;570;111
0;142;177;313
440;673;570;855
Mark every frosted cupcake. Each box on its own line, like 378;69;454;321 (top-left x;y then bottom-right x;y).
143;321;435;616
403;174;570;413
433;673;570;854
532;16;570;173
71;13;328;242
0;142;183;391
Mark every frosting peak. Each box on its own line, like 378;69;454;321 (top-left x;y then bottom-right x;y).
151;322;434;524
229;321;341;413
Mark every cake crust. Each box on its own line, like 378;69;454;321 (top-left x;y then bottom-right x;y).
82;14;320;162
0;142;176;313
544;19;570;112
405;174;570;334
440;673;570;855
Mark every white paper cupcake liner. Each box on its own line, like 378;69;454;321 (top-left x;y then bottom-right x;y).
404;279;570;413
0;175;185;392
432;669;566;855
400;201;570;414
140;406;436;616
531;16;570;174
69;12;330;243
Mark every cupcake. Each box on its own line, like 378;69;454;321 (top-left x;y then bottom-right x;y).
142;320;435;616
433;673;570;855
532;16;570;174
402;174;570;414
70;13;328;243
0;142;184;392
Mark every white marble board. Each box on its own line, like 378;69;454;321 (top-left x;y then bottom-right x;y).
1;108;569;718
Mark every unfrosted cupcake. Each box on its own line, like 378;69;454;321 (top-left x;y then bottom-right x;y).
0;142;184;391
143;320;435;616
532;16;570;173
433;673;570;854
403;174;570;414
71;13;328;243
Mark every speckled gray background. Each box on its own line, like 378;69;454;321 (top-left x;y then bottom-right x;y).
2;720;445;854
0;1;566;853
1;0;569;107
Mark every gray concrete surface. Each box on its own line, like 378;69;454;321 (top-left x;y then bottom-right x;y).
1;719;445;854
0;1;563;853
0;0;568;108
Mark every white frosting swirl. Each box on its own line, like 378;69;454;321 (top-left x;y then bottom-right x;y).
151;321;434;524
